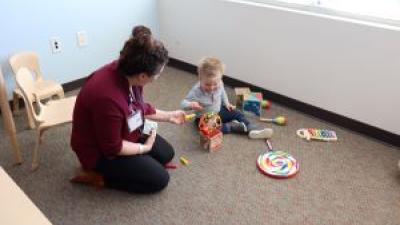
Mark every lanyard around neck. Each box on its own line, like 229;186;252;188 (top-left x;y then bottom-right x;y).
128;86;143;104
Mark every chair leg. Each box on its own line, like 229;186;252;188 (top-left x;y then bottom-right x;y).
9;130;23;164
32;128;44;171
24;98;36;129
1;96;23;164
12;92;20;114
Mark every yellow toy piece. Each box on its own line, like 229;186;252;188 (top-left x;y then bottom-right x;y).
184;113;196;121
179;156;189;165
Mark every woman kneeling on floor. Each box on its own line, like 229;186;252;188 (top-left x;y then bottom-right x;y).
70;26;185;194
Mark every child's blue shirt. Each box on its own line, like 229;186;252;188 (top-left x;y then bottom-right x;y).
181;82;229;116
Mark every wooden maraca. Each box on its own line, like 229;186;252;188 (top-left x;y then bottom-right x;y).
260;116;287;126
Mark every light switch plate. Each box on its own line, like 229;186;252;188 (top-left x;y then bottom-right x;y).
77;31;88;47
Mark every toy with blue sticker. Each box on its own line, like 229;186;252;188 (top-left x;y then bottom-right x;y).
243;92;263;117
234;87;286;125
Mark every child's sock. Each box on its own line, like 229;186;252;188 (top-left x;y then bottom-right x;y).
226;121;247;134
247;123;258;131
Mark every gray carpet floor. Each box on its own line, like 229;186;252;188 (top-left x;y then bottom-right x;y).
0;66;399;225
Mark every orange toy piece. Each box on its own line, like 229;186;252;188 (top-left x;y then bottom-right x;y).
200;131;223;152
198;112;222;137
198;112;223;152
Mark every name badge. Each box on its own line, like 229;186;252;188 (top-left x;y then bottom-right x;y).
127;110;143;133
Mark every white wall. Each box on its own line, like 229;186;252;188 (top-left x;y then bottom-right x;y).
159;0;400;135
0;0;159;96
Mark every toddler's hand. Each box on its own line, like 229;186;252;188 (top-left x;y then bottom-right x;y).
226;103;236;111
190;101;203;111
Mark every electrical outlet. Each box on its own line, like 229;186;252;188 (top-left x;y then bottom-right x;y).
77;31;88;47
49;37;61;54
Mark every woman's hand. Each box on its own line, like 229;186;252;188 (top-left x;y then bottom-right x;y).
142;129;157;153
168;110;186;124
190;101;203;111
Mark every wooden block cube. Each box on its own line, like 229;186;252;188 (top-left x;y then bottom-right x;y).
234;87;251;107
243;92;262;117
200;131;223;153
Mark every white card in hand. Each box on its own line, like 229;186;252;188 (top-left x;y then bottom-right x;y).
143;119;158;135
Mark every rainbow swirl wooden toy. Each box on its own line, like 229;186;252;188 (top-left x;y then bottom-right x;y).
257;150;299;179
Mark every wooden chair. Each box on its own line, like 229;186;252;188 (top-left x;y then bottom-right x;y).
0;67;23;164
15;67;76;170
9;52;64;129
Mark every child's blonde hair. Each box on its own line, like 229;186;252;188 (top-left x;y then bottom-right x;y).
197;57;225;79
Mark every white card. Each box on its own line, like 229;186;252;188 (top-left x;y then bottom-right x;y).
143;119;158;135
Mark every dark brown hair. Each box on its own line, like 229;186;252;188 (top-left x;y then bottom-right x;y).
132;25;152;38
118;34;168;77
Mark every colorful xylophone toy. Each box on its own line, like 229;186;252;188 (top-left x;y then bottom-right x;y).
296;128;338;141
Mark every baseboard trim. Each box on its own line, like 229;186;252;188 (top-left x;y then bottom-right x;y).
63;77;87;92
168;58;400;148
